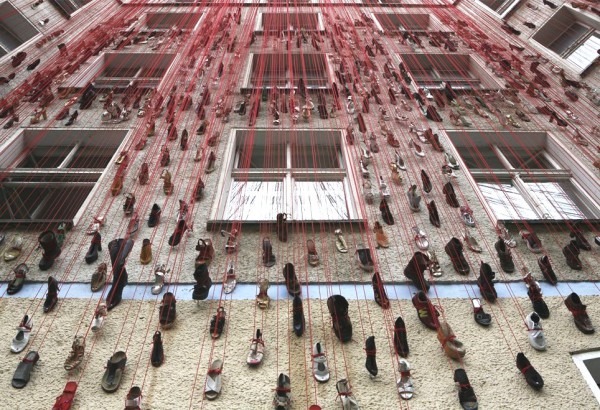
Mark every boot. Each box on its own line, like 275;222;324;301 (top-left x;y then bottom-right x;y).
148;204;161;227
494;236;515;273
64;336;85;371
192;264;212;301
393;316;409;357
404;252;431;292
537;255;557;285
140;239;152;265
276;213;288;242
406;185;421;212
44;276;59;313
106;265;128;311
209;307;226;338
421;170;432;193
123;193;135;216
563;241;582;270
372;272;389;309
411;291;439;329
477;262;497;302
524;269;549;319
437;320;466;359
454;368;478;410
442;182;460;207
85;232;102;264
365;336;378;377
283;263;301;296
168;220;187;247
38;230;61;271
292;295;305;336
380;198;395;225
426;200;440;227
516;352;544;390
262;238;276;267
564;293;595;334
108;238;133;269
327;295;352;342
159;292;176;328
444;238;470;275
570;225;591;250
151;331;164;367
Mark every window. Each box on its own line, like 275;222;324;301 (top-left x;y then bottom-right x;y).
373;13;430;33
447;131;600;222
0;1;39;57
257;12;322;34
48;0;93;18
0;129;128;224
145;12;202;31
244;53;332;91
477;0;521;17
572;351;600;404
401;54;500;90
533;6;600;73
210;129;359;223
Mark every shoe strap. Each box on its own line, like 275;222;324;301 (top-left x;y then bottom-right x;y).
364;348;377;356
441;334;456;347
520;364;532;375
208;368;222;375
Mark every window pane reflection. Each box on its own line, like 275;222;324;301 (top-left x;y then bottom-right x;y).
293;181;349;220
224;180;284;220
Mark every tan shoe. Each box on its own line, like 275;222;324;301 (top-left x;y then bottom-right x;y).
140;239;152;264
437;321;466;360
373;222;389;248
256;279;270;309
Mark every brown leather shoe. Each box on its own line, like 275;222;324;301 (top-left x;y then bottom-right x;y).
411;291;439;330
437;321;466;359
565;293;594;334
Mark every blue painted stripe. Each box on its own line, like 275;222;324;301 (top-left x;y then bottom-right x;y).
1;281;598;301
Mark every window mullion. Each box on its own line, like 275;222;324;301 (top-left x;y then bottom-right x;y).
512;174;552;220
286;143;292;216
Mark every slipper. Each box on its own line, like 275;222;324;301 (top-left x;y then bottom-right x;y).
12;350;39;389
223;262;236;294
312;342;330;383
397;359;414;400
336;379;359;409
247;329;264;366
334;229;348;253
11;315;33;353
472;298;492;326
52;381;78;410
4;235;23;261
204;359;223;400
412;226;429;250
7;263;28;295
101;351;127;393
307;239;320;267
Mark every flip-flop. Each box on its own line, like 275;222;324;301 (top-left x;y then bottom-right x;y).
223;262;236;294
204;359;223;400
101;351;127;393
7;263;28;295
12;350;39;389
52;381;78;410
4;235;23;261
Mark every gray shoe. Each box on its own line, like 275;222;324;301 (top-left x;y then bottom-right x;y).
407;185;421;212
11;315;33;353
527;312;547;351
312;342;330;382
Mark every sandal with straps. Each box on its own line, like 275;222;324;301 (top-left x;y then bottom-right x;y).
472;298;492;326
306;239;320;267
336;379;360;409
210;307;226;339
397;359;414;400
223;262;236;294
204;359;223;400
247;329;264;366
312;342;330;382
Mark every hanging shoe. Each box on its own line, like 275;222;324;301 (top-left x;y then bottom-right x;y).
85;232;102;264
438;320;466;359
526;312;547;351
11;315;33;353
311;342;330;382
516;352;544;390
101;351;127;393
464;232;483;253
64;336;85;371
364;336;378;378
427;200;441;227
38;230;62;271
192;264;212;301
91;303;107;332
52;381;78;410
421;170;432;193
409;139;425;157
563;241;582;270
477;262;497;302
565;293;595;334
223;262;237;294
524;268;549;319
372;272;389;309
140;239;152;265
404;252;431;292
397;359;414;400
273;373;292;409
204;360;223;400
7;263;28;295
283;263;301;296
195;239;215;267
520;229;542;253
570;225;591;250
406;185;421;212
428;250;443;277
373;222;389;248
327;295;352;342
379;176;390;200
152;263;168;295
445;238;470;275
445;152;460;169
454;368;478;410
276;213;288;242
496;223;516;248
537;255;558;285
123;193;135;216
12;350;39;389
363;181;374;204
442;182;460;208
91;263;107;292
256;279;270;309
151;331;164;367
44;276;60;313
334;229;348;253
412;226;429;250
125;386;143;409
292;295;305;337
460;206;475;227
262;237;276;267
393;316;409;357
495;236;515;273
355;244;375;272
168;220;187;247
336;379;359;409
148;204;161;227
4;235;23;262
209;307;226;339
412;291;439;329
247;329;265;366
472;298;492;326
159;292;176;329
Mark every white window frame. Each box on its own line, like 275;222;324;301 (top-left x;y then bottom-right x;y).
445;131;600;223
144;11;204;32
254;11;325;34
0;1;40;59
0;128;130;225
572;351;600;405
208;129;361;224
476;0;523;18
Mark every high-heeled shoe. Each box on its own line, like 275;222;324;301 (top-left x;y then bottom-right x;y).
168;220;187;247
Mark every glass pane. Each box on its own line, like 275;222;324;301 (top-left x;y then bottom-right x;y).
293;181;349;220
527;182;586;220
237;142;286;169
549;22;589;56
459;145;505;169
224;180;284;221
292;144;340;168
478;182;537;220
498;147;555;170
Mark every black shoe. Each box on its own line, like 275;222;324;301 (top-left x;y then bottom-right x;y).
43;277;59;313
404;252;431;292
494;237;514;273
85;232;102;264
421;170;432;193
516;352;544;390
192;264;212;300
26;59;41;70
427;200;441;228
283;263;301;296
477;262;497;302
570;226;591;251
365;336;378;377
159;292;176;328
472;298;492;327
379;198;394;225
543;0;557;8
454;368;478;410
276;213;288;242
444;237;470;275
65;110;78;126
525;274;549;319
393;316;409;357
148;204;161;227
563;241;582;270
209;307;226;338
292;295;305;337
442;182;460;208
372;272;389;309
327;295;352;342
151;331;164;367
537;255;557;285
168;220;187;247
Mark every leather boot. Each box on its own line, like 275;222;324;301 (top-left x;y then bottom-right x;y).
85;232;102;264
327;295;352;342
372;272;389;309
38;230;61;271
276;213;288;242
192;264;212;301
168;220;187;247
404;252;431;292
151;331;164;367
494;236;515;273
159;293;176;328
365;336;378;377
393;316;409;357
477;262;497;302
563;241;582;270
148;204;161;227
564;292;595;334
292;295;305;336
524;270;549;319
380;198;395;225
421;170;432;193
444;238;470;275
283;263;301;296
537;255;557;285
411;291;439;329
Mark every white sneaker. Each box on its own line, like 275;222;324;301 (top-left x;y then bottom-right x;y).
526;312;547;351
